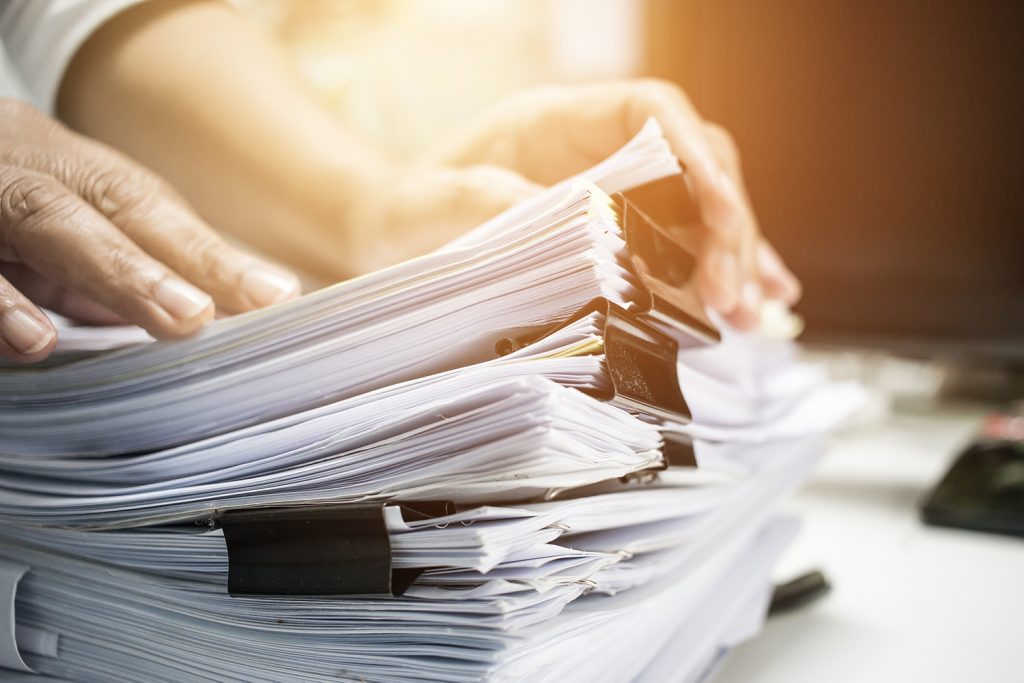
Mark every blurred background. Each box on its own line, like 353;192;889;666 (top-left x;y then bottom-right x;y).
238;0;1023;371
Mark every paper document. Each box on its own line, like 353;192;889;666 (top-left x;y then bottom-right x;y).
0;119;863;682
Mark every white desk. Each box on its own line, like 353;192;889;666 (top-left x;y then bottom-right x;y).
718;400;1024;683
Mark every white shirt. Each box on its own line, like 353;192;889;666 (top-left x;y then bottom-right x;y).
0;0;143;112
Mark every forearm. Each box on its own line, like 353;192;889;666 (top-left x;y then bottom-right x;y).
57;0;392;279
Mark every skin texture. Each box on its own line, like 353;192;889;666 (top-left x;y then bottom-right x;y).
0;99;299;363
42;0;800;359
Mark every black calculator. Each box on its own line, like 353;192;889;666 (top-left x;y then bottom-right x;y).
921;438;1024;538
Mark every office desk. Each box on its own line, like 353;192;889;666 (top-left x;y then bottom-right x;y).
718;401;1024;683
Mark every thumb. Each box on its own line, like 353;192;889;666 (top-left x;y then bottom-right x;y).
443;164;544;220
386;164;543;235
354;165;544;272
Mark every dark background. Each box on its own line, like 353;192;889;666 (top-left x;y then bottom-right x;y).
645;0;1024;361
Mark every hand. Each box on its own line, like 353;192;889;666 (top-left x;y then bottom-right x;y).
0;100;299;363
434;80;802;330
345;164;542;274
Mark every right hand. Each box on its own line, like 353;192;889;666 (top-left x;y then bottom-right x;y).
0;100;299;363
434;81;802;329
347;164;542;273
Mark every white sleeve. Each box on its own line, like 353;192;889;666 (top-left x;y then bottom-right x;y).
0;0;145;113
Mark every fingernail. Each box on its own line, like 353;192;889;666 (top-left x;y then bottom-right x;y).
2;309;54;354
711;250;740;311
241;266;299;307
155;278;212;320
742;281;763;318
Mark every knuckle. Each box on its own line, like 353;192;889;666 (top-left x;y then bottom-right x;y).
637;79;669;105
704;122;740;163
0;172;73;244
704;121;736;150
85;166;164;221
183;229;232;283
638;77;673;92
638;78;686;106
1;176;47;229
105;245;143;286
103;245;160;306
702;202;747;245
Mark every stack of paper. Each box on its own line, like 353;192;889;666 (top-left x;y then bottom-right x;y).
0;120;862;682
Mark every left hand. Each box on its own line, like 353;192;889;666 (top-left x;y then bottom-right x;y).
434;80;801;330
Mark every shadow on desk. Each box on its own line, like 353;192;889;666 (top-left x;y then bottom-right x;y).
800;477;927;514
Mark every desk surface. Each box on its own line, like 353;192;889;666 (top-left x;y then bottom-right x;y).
718;400;1024;683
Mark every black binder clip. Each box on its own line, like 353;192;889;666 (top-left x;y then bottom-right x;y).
612;191;721;346
662;431;698;468
221;501;451;597
497;297;692;425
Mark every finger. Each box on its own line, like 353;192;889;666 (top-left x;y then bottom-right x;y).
623;82;755;316
107;192;299;313
8;133;299;313
0;272;56;362
0;166;214;339
691;168;761;328
696;236;760;331
0;262;125;325
701;122;746;197
356;164;543;272
702;120;802;309
448;164;544;217
698;119;765;327
757;239;802;304
388;164;541;245
721;280;762;331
